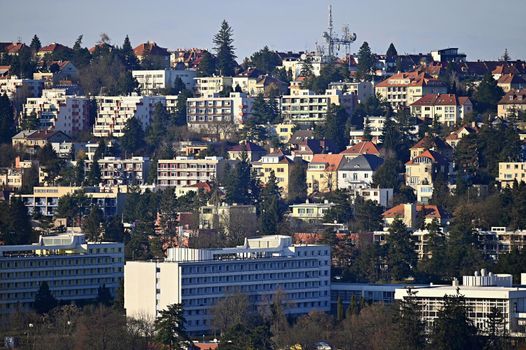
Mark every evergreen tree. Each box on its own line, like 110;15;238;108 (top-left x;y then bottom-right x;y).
336;296;344;322
320;104;348;152
484;306;510;350
146;102;170;148
82;206;104;241
300;56;314;78
473;73;504;113
96;284;113;306
154;303;190;350
357;42;375;80
0;93;15;144
501;48;511;62
120;117;146;156
104;216;125;242
174;89;193;126
74;157;85;186
288;159;307;203
34;281;58;314
30;34;42;53
372;157;401;190
323;190;353;224
197;51;217;77
259;171;281;234
430;293;480;350
346;295;357;318
71;35;92;68
121;35;139;69
395;288;426;350
351;196;383;232
213;20;237;76
385;219;417;281
9;198;34;244
224;152;252;205
250;46;282;74
386;43;398;59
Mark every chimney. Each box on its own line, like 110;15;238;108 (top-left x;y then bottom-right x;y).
15;156;20;169
403;203;417;229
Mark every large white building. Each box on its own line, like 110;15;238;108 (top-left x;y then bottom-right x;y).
328;81;375;104
0;232;124;315
186;92;254;137
85;156;151;186
410;94;473;126
395;269;526;337
281;89;355;125
0;76;43;107
194;76;233;97
132;69;196;95
93;95;165;138
125;235;331;334
22;89;90;135
156;156;237;188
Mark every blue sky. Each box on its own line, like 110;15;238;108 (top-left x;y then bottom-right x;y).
2;0;525;61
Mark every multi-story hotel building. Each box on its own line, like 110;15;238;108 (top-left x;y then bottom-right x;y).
0;232;124;316
395;269;526;337
18;186;128;217
156;156;237;188
132;69;196;95
281;89;355;125
125;235;331;334
93;95;165;138
22;88;90;135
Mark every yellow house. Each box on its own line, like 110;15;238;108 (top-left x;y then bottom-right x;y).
498;162;526;188
498;88;526;118
405;149;448;190
252;152;294;197
270;123;296;144
306;154;345;194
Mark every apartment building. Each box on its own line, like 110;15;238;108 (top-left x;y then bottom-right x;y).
288;200;335;223
349;187;394;208
375;71;447;110
85;156;151;186
156;156;236;188
395;270;526;337
491;227;526;254
186;92;254;138
132;69;196;95
410;94;473;126
198;203;257;233
280;54;328;80
252;153;295;198
18;186;128;217
125;235;331;334
498;88;526;118
93;95;165;138
306;154;345;194
22;88;90;134
0;232;124;315
194;76;233;97
498;162;526;188
12;129;72;154
281;89;355;125
0;77;43;107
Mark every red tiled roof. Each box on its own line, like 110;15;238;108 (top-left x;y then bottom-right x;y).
499;88;526;105
383;203;444;219
228;141;266;153
498;74;526;85
133;42;169;57
5;42;26;54
376;71;446;88
340;141;380;156
411;134;450;151
405;149;447;165
310;154;345;171
39;43;70;53
411;93;471;107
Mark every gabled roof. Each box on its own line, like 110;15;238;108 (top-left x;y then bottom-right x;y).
133;42;169;57
406;149;447;165
236;67;263;78
411;93;472;107
411;134;451;152
309;154;345;172
26;130;71;141
39;43;70;54
383;203;444;219
339;154;384;171
340;141;380;156
499;88;526;105
376;71;446;88
290;130;314;145
493;64;519;76
4;42;27;54
498;74;526;85
294;139;334;155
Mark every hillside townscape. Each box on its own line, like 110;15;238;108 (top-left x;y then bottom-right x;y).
1;4;526;350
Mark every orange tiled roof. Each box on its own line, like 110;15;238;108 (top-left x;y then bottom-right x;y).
499;88;526;105
376;71;446;88
411;93;471;107
383;203;444;219
405;149;446;165
133;42;169;57
310;154;345;171
340;141;380;156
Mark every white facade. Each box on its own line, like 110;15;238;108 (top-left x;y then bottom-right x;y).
194;76;233;97
328;81;375;104
280;54;328;80
395;270;526;337
0;232;124;315
350;187;394;208
85;156;151;186
132;69;196;95
289;200;335;223
281;89;355;124
22;89;90;135
156;156;237;188
93;95;165;138
125;235;331;334
0;77;43;105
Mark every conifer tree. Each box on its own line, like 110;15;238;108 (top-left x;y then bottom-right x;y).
30;34;42;52
213;20;237;76
34;281;58;314
259;171;281;234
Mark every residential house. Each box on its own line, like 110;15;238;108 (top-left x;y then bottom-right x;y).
405;150;449;203
133;42;170;68
497;74;526;93
340;140;380;159
194;76;233;97
85;156;151;186
12;129;71;154
289;200;335;223
498;88;526;118
252;152;295;198
410;94;473;126
328;81;375;103
291;139;334;162
445;123;480;148
306;154;345;194
337;154;384;191
498;162;526;188
198;203;257;234
382;203;446;229
227;141;267;162
409;133;452;160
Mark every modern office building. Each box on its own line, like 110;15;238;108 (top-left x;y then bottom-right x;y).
125;235;331;334
0;232;124;316
395;269;526;337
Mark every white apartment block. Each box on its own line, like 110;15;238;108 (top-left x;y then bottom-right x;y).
194;76;233;97
93;95;165;138
18;186;128;217
125;235;331;334
375;72;448;110
156;156;237;188
186;92;254;135
22;89;90;135
132;69;196;95
490;227;526;254
280;54;328;80
410;94;473;126
85;156;151;186
0;232;124;315
0;77;43;106
281;89;355;124
328;81;375;103
395;269;526;337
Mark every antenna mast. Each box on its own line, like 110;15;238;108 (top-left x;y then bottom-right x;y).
322;4;357;60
